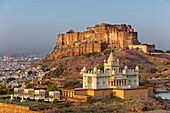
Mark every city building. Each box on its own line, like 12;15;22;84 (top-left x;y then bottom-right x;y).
128;44;155;53
13;88;60;102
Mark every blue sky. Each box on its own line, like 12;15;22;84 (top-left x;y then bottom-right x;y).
0;0;170;55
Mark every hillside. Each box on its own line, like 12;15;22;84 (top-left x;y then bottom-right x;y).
36;23;167;82
38;50;170;81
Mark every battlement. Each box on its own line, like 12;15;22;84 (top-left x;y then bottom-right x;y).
82;66;139;77
86;23;134;33
57;23;139;48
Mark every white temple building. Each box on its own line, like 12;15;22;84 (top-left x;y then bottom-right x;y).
81;52;139;89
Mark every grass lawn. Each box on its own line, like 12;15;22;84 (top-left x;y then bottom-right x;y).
0;94;10;98
20;100;52;106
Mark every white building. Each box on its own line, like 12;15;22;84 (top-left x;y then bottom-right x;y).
23;89;34;99
82;52;139;89
48;91;60;102
34;89;46;100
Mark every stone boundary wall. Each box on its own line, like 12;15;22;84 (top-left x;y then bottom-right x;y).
61;87;153;102
0;103;30;110
0;103;40;113
123;88;148;99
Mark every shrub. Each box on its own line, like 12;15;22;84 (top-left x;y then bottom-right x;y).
84;53;91;57
41;65;49;72
110;92;116;99
53;98;59;104
64;81;78;88
0;85;8;94
165;62;170;65
44;68;50;71
42;81;52;85
1;95;10;99
28;71;33;75
166;50;170;53
54;66;64;77
96;53;102;57
87;67;93;71
103;49;112;55
6;78;15;83
149;68;158;74
66;29;75;33
97;64;104;72
48;83;59;91
84;52;98;57
26;83;34;89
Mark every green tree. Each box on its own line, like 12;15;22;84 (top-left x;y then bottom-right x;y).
41;65;50;72
66;29;75;33
166;50;170;53
97;64;104;72
48;83;59;91
87;67;93;71
54;66;64;77
165;62;170;65
84;53;92;57
0;73;3;76
64;81;78;88
41;81;52;85
26;83;34;89
0;85;8;95
104;49;112;55
53;98;59;104
84;52;98;57
28;71;33;75
6;78;15;83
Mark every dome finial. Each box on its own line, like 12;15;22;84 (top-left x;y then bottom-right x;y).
108;51;115;63
135;66;139;71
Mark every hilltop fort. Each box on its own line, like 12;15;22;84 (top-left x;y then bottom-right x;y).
47;23;155;60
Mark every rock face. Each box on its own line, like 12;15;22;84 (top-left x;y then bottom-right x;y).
48;23;140;60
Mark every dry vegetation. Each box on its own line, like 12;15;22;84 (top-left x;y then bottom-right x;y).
43;97;170;113
38;50;170;81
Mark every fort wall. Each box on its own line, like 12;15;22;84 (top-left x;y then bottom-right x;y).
48;23;140;60
128;44;155;53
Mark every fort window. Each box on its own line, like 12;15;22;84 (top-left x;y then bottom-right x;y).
111;81;113;86
97;82;100;86
103;81;105;85
134;80;137;85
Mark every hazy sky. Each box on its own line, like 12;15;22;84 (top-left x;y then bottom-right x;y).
0;0;170;55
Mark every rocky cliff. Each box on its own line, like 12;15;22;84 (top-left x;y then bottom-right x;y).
47;23;140;60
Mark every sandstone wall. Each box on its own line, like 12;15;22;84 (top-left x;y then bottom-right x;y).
75;89;87;96
113;89;125;98
123;88;148;99
0;103;39;113
128;44;155;53
61;87;151;102
148;86;154;97
128;44;148;53
48;23;140;60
